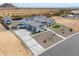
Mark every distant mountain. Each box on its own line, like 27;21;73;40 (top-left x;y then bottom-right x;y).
0;3;16;8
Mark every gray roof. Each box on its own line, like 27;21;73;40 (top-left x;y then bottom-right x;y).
33;16;48;22
33;16;54;22
3;16;12;20
19;18;32;24
34;18;46;22
2;16;13;22
28;21;43;27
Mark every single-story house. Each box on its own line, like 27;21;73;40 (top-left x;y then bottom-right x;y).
1;17;22;29
2;16;13;25
1;16;55;33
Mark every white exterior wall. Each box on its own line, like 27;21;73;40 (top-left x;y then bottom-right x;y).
36;27;40;32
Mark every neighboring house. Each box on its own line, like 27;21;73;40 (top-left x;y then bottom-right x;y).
2;17;20;29
2;16;13;25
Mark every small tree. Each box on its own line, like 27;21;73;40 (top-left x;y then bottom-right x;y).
43;40;47;43
0;16;3;19
70;28;72;32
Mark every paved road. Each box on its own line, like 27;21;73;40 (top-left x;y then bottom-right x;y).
40;33;79;56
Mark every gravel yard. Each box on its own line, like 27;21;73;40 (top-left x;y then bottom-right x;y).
49;24;77;37
33;31;62;48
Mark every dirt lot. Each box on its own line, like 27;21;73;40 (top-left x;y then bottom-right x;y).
0;31;32;56
52;16;79;31
0;23;7;31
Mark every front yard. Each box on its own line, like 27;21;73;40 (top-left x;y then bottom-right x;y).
33;31;62;48
48;23;77;37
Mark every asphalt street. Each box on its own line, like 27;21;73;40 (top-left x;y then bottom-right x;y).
40;33;79;56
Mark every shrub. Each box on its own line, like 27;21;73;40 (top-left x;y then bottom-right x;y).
53;24;61;29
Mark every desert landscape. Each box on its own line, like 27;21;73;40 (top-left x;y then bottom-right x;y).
0;23;7;31
0;3;79;56
52;16;79;31
0;31;32;56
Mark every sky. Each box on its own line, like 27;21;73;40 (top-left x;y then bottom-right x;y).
0;3;79;8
